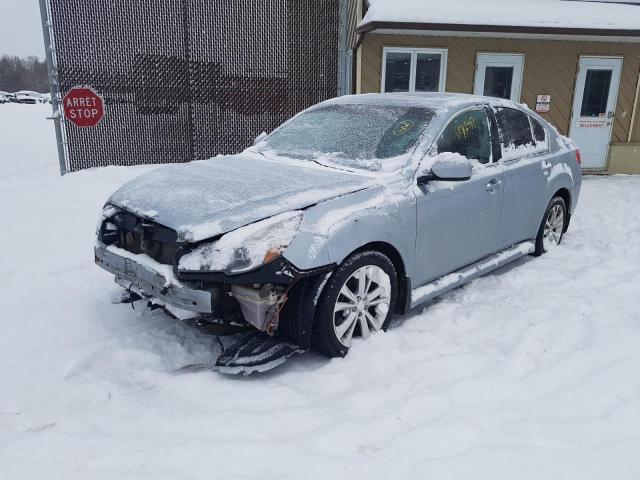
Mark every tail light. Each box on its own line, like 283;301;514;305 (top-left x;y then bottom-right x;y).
575;149;582;165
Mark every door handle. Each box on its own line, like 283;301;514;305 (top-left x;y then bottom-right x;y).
542;160;553;173
485;179;502;193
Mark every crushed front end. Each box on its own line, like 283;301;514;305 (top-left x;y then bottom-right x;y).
95;206;331;336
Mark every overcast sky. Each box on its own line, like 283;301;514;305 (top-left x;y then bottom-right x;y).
0;0;44;58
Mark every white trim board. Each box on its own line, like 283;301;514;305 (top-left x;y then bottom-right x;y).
371;29;640;43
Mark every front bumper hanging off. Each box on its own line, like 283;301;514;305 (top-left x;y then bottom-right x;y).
95;243;215;313
95;243;313;374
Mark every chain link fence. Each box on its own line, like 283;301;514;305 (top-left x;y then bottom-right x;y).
45;0;340;172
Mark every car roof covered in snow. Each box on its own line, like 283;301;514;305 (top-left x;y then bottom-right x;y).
320;92;515;113
359;0;640;36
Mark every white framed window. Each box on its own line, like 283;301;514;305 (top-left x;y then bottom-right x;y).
381;47;448;94
473;53;524;102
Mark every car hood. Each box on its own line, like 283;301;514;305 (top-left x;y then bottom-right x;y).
108;152;376;242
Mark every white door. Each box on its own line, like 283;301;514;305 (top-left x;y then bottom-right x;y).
569;57;623;170
474;53;524;102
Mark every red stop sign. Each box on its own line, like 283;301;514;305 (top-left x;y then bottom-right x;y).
63;86;105;127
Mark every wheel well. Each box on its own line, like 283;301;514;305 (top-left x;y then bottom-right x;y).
351;242;410;315
554;188;572;232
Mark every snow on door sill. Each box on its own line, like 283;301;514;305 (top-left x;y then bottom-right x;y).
411;241;535;308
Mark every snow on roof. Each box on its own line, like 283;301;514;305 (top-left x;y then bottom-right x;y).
361;0;640;33
327;92;512;110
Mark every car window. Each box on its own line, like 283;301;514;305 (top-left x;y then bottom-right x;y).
531;117;546;144
494;107;537;160
437;109;492;164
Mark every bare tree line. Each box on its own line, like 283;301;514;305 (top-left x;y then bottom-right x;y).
0;55;48;93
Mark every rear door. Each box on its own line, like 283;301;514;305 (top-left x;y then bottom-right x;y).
492;106;549;247
414;107;504;286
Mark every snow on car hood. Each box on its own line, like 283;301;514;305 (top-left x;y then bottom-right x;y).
108;152;375;242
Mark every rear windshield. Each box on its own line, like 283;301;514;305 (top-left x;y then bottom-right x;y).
261;104;436;172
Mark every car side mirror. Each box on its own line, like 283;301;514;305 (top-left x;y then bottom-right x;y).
418;154;473;184
253;131;268;146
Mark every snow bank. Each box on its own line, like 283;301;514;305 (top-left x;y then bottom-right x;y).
362;0;640;31
2;104;640;479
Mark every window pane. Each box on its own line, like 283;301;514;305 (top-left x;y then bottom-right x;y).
437;110;491;164
384;52;411;93
483;66;513;99
580;69;612;117
415;53;441;92
531;118;546;144
495;107;534;151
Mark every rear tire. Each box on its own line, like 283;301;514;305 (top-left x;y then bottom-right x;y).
534;196;567;256
312;250;398;358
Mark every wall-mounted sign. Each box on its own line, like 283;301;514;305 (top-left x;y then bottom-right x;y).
536;94;551;113
577;119;610;129
62;86;105;128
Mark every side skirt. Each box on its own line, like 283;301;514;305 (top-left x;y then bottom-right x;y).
410;241;535;309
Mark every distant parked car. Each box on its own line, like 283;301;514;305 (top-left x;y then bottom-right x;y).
13;91;45;104
0;91;15;103
0;93;8;104
96;93;582;362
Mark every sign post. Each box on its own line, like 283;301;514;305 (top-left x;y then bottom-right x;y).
62;86;105;128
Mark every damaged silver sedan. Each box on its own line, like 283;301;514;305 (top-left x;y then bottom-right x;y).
95;93;581;371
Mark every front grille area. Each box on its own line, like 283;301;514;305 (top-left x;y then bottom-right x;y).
100;210;178;266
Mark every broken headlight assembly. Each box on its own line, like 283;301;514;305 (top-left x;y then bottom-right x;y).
177;211;303;275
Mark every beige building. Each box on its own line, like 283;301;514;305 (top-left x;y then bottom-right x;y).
352;0;640;173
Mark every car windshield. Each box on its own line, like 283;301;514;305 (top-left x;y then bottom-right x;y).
260;103;436;172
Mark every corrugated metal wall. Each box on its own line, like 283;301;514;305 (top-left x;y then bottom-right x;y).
360;34;640;143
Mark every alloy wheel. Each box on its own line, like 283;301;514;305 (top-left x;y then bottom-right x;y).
333;265;391;347
543;203;565;251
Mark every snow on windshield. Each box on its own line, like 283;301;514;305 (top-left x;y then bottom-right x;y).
260;104;436;172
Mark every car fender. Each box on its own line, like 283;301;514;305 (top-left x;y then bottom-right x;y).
283;184;417;279
545;151;579;214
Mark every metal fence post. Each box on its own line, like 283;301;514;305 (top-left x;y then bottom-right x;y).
337;0;349;96
38;0;67;175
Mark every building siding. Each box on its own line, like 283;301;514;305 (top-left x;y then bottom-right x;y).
360;34;640;144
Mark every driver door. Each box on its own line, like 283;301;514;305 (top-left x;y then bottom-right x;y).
414;107;505;287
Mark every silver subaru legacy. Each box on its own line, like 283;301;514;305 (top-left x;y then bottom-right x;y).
95;93;581;364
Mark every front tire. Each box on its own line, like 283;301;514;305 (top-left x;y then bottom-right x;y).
312;251;398;358
534;196;567;256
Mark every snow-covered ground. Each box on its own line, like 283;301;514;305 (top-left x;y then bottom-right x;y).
1;103;640;479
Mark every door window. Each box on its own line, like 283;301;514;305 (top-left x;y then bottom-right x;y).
382;48;447;93
580;69;612;117
437;109;492;164
531;117;547;145
494;107;535;160
483;66;514;99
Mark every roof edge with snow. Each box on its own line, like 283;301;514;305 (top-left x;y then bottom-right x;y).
358;0;640;38
357;21;640;38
